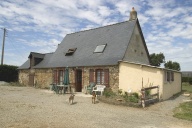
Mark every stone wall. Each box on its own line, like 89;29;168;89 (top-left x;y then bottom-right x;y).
19;70;29;86
18;65;119;91
34;69;53;88
81;66;119;92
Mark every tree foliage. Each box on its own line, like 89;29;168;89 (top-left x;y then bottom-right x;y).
164;61;181;71
149;52;165;67
182;77;192;84
150;53;181;71
0;64;18;82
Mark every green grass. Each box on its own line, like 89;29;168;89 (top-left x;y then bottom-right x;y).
182;83;192;93
173;101;192;121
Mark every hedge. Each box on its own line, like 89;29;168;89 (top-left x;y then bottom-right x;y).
0;65;18;82
182;77;192;85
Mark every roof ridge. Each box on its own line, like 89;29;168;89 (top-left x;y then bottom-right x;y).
30;52;45;55
45;52;54;55
30;52;54;55
67;20;135;35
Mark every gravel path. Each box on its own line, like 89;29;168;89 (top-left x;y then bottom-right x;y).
0;84;192;128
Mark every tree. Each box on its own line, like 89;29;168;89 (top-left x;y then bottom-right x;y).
164;61;181;71
149;52;165;67
0;64;18;82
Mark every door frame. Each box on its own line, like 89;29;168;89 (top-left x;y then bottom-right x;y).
28;73;35;86
75;69;82;92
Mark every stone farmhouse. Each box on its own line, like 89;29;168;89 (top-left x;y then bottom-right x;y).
18;8;181;100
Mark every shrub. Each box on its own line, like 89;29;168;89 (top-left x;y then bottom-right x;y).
0;64;18;82
145;90;151;97
123;92;139;103
129;96;139;103
103;88;116;98
118;89;123;95
132;92;139;99
182;77;192;85
189;80;192;85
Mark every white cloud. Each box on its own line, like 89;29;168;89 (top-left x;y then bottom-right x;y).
98;6;112;17
137;14;149;26
26;39;60;48
189;43;192;48
76;10;103;24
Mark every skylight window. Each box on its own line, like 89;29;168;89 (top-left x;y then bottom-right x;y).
94;44;107;53
65;48;77;56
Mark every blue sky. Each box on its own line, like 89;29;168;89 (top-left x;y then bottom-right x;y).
0;0;192;71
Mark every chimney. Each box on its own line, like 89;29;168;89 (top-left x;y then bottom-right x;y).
129;7;137;20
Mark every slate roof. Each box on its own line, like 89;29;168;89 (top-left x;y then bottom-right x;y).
19;19;138;69
28;52;45;58
18;59;30;69
33;53;54;68
18;53;53;69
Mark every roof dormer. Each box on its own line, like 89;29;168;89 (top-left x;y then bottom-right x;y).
28;52;45;68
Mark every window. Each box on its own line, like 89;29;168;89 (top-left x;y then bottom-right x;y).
96;69;104;84
171;72;174;81
53;70;58;84
167;71;170;81
59;70;64;85
53;69;64;84
94;44;107;53
165;71;174;82
65;48;77;56
95;69;109;87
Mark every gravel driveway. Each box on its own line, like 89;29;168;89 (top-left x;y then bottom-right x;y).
0;84;192;128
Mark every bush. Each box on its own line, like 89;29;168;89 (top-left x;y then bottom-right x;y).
123;92;139;103
182;77;192;85
145;90;151;96
118;89;123;95
129;96;139;103
103;88;116;98
0;64;18;82
132;92;139;99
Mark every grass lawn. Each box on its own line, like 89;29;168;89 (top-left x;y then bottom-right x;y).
182;83;192;93
173;102;192;121
173;82;192;121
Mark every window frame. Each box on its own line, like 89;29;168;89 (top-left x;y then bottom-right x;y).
94;44;107;53
165;71;174;83
53;69;65;85
94;69;109;87
65;48;77;56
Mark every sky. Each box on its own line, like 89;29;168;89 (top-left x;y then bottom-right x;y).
0;0;192;71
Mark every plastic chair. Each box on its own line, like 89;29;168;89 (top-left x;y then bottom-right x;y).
86;82;96;94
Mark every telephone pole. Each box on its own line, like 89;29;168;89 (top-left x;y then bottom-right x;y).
1;28;6;65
